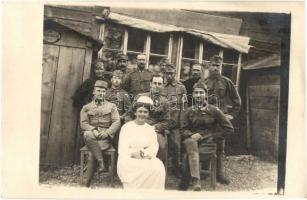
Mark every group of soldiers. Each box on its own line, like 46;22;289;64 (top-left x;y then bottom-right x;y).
73;52;241;191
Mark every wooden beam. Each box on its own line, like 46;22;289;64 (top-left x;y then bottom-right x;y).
219;49;224;74
198;42;203;63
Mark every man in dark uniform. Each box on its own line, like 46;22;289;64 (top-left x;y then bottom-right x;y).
162;63;187;177
122;53;153;98
195;55;241;118
179;83;234;191
135;74;170;164
80;80;121;187
73;59;111;111
183;63;203;107
105;70;132;149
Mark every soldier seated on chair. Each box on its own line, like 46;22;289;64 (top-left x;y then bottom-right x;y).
80;80;121;187
133;74;170;164
179;83;234;191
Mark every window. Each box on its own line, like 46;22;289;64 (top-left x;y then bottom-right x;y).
99;23;172;73
148;32;170;72
178;35;201;81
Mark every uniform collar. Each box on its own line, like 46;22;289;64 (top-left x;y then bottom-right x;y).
165;79;176;87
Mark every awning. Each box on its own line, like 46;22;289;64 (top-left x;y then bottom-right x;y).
99;12;251;53
243;54;280;70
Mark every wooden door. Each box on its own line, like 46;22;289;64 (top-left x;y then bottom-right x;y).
40;44;87;166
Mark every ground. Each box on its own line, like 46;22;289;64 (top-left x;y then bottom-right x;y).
39;155;277;192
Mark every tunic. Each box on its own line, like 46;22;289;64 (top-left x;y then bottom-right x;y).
117;121;166;190
80;100;121;150
195;75;241;117
122;69;153;97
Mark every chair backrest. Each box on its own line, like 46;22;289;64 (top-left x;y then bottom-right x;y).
198;143;217;154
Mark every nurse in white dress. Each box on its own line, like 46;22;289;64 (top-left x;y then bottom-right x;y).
117;96;166;190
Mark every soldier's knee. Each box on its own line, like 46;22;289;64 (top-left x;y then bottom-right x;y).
183;138;198;149
83;131;95;141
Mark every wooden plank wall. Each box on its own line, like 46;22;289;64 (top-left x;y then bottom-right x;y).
247;74;280;161
41;29;92;167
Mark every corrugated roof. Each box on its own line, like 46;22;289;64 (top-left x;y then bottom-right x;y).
243;54;280;70
99;12;251;53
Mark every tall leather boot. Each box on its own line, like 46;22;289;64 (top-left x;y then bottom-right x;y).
81;155;97;187
216;153;230;185
85;139;106;173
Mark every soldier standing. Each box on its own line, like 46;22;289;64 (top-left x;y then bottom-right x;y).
183;63;203;107
195;55;241;119
122;53;153;98
80;80;121;187
162;63;187;178
73;60;111;111
105;70;132;149
179;83;234;191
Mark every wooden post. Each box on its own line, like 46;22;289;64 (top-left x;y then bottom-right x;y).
246;87;251;150
219;49;224;74
145;34;151;69
236;53;242;89
167;34;173;61
97;24;105;58
198;42;203;63
123;29;128;55
176;36;183;80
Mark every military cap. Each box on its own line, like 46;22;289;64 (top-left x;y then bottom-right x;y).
193;81;208;91
94;80;108;89
112;70;124;79
165;63;176;73
117;52;128;61
209;55;223;63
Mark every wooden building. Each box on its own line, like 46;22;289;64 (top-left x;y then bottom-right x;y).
40;6;253;167
40;5;109;167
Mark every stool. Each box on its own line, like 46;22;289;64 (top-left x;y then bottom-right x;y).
199;143;217;189
80;146;115;187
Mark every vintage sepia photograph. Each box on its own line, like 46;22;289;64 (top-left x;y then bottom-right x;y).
2;0;307;198
37;3;293;194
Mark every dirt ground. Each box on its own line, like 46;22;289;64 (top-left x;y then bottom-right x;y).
39;155;277;192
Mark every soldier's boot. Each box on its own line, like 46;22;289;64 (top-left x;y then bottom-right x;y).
191;177;201;191
85;139;106;173
216;153;230;185
81;156;97;187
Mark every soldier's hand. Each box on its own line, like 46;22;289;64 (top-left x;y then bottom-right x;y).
92;129;100;138
191;133;202;141
98;132;108;139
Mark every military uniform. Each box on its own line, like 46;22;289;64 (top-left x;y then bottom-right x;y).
162;79;187;176
195;75;241;117
122;69;153;97
180;104;234;189
80;89;121;186
135;92;170;163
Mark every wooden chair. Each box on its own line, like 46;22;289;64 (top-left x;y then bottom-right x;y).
80;146;115;187
182;143;217;190
199;143;217;189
